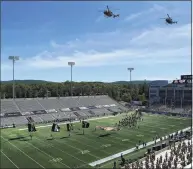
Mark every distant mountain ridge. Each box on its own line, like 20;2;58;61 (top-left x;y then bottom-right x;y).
1;80;152;85
112;81;151;85
1;80;53;84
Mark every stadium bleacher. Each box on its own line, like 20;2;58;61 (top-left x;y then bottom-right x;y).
0;95;128;127
15;99;44;112
1;100;20;114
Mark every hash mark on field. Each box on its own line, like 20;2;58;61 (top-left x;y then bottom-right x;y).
25;141;70;168
169;125;175;127
1;136;45;169
81;150;90;154
53;138;100;159
49;158;63;163
34;137;91;165
1;150;19;169
101;144;111;148
122;139;129;142
160;128;166;130
150;131;156;133
136;134;144;137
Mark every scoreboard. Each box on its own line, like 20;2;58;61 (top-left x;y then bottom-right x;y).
181;75;192;80
180;75;192;84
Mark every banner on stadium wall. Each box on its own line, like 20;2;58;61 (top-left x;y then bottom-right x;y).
79;107;88;110
70;107;81;111
103;105;110;107
109;104;116;107
4;112;22;117
60;108;71;112
21;112;34;116
87;106;97;109
46;109;57;113
32;110;47;114
95;105;103;108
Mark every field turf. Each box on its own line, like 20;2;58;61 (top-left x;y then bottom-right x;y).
0;112;191;168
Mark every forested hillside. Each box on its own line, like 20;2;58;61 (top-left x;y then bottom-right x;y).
1;81;149;104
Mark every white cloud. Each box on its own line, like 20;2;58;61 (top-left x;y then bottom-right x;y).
124;4;166;22
1;2;191;80
1;22;190;71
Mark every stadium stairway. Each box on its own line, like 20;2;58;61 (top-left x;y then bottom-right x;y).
35;99;47;112
13;100;22;113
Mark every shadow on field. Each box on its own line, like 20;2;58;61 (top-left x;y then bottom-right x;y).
20;138;31;141
98;133;111;137
9;136;26;141
76;133;84;135
60;136;69;139
47;138;54;140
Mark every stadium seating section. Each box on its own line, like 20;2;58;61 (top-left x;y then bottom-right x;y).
0;95;128;127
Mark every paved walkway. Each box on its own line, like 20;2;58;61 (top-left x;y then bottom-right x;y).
89;127;191;167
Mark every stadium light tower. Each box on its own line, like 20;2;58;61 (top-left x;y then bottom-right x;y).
68;62;75;97
127;68;134;82
9;56;19;99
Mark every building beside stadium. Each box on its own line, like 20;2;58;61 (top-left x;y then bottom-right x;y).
149;75;192;108
149;80;169;104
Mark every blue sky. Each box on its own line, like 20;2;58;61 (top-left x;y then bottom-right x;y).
1;1;191;82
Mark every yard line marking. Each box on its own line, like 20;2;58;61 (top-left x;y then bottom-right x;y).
1;136;45;169
1;150;19;169
24;141;70;168
92;120;187;153
52;137;100;159
89;126;191;167
67;136;110;155
34;137;89;166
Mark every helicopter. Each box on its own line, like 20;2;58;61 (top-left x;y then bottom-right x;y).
160;14;177;24
99;6;120;18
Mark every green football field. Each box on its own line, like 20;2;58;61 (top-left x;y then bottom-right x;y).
0;112;191;169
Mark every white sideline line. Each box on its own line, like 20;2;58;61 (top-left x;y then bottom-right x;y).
1;136;45;169
24;141;70;168
89;127;191;167
1;150;19;168
18;115;117;130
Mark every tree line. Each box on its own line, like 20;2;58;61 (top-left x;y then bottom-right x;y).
1;81;149;104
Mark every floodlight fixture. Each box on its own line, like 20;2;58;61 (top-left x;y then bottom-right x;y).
68;62;76;97
9;56;19;61
127;68;134;82
68;62;75;66
8;56;20;99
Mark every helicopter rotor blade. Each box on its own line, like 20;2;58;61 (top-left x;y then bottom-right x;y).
113;8;120;11
107;5;109;10
160;18;166;19
167;14;170;18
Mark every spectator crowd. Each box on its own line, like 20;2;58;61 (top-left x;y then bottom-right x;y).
115;139;192;169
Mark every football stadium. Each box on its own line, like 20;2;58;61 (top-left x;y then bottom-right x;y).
1;2;192;169
1;90;192;168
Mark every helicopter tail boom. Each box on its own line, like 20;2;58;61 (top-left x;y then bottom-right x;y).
113;14;119;18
